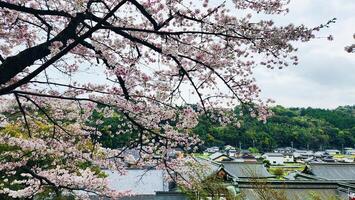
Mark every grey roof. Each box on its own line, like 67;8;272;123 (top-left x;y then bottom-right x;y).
105;169;168;195
238;180;353;200
118;195;156;200
240;188;346;200
263;153;283;157
172;157;222;184
90;192;187;200
221;161;274;179
209;152;230;160
308;163;355;181
195;157;221;173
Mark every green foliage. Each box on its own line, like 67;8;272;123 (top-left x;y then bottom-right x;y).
181;176;239;200
86;108;139;149
0;121;105;199
307;192;342;200
248;147;259;154
93;105;355;151
194;105;355;151
263;160;271;168
272;168;284;177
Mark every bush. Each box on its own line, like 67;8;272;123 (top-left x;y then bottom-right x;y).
273;168;284;177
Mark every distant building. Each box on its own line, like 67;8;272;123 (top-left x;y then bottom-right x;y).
322;156;335;163
205;146;219;153
105;169;169;194
274;147;294;154
167;148;184;159
345;148;355;155
238;180;352;200
303;163;355;183
314;151;326;157
325;149;341;155
284;153;294;163
209;152;233;162
262;153;284;165
304;156;315;163
240;153;257;163
340;157;354;163
220;161;275;180
227;149;237;157
293;150;314;160
224;145;234;151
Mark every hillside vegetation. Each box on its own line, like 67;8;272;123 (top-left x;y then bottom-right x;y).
194;105;355;152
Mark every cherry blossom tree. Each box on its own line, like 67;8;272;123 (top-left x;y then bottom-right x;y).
0;0;334;198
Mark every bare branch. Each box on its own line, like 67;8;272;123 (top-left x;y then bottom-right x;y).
14;93;31;137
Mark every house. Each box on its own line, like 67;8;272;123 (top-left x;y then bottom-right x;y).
293;150;314;160
220;161;275;180
322;156;336;163
88;168;189;200
345;148;355;155
262;153;284;165
274;147;294;154
237;180;353;200
105;169;169;195
340;157;354;163
227;149;238;157
314;151;326;157
304;156;315;163
284;153;294;163
303;163;355;183
224;145;234;151
325;149;341;155
209;152;233;162
205;146;219;153
239;153;257;163
167;148;184;159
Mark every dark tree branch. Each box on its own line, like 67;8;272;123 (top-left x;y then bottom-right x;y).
18;94;73;136
0;1;72;17
22;166;60;196
14;93;31;137
33;14;53;41
0;16;82;86
0;0;128;95
78;40;131;100
128;0;159;30
29;80;113;95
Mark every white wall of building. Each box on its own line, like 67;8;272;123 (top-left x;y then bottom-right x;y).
263;153;284;165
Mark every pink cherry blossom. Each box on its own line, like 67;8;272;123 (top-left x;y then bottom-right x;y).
0;0;333;198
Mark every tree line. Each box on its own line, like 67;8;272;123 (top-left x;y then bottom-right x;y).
92;105;355;152
194;105;355;152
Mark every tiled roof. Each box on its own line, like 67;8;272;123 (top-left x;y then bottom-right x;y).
237;180;353;200
240;188;344;200
209;152;231;160
105;169;168;195
308;163;355;181
221;161;274;179
263;153;284;157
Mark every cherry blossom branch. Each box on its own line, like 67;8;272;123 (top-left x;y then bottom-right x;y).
0;0;128;93
0;1;72;17
21;166;61;196
13;93;32;137
17;93;73;136
127;0;159;30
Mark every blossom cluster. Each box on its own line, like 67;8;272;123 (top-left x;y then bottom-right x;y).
0;0;331;198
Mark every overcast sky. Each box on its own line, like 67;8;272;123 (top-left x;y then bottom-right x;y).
253;0;355;109
46;0;355;109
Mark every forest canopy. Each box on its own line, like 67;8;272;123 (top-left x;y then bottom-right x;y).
194;105;355;151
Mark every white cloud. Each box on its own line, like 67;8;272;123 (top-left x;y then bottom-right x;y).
254;0;355;108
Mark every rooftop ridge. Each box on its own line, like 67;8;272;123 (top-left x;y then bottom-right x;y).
309;162;355;165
